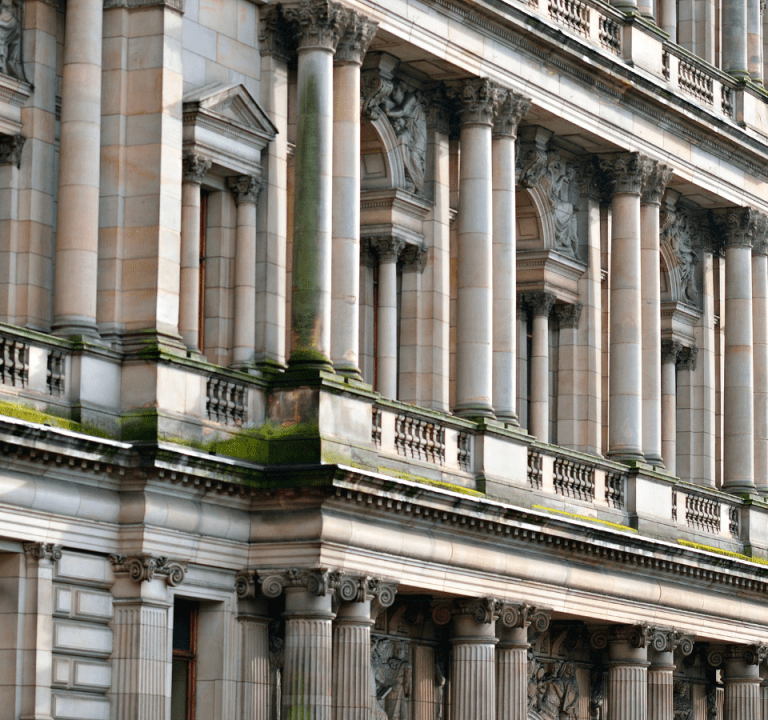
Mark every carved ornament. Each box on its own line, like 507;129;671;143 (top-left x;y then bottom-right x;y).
492;89;531;138
554;302;582;329
259;4;295;61
182;151;212;184
282;0;350;52
676;345;698;372
642;160;674;204
400;243;427;273
23;542;62;563
335;11;378;65
0;0;25;81
662;206;699;305
452;77;504;126
227;174;263;205
527;292;557;318
599;152;654;195
528;653;579;719
109;554;187;587
0;133;23;167
661;339;682;365
713;206;768;249
367;234;406;263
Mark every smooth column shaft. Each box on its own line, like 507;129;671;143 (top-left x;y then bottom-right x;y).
377;259;398;399
748;0;763;81
530;310;550;442
53;0;103;335
232;201;258;367
331;62;362;376
660;0;676;40
754;251;768;493
661;356;677;476
724;243;755;492
609;192;644;461
180;181;202;351
492;133;518;423
291;47;334;367
722;0;748;77
456;123;494;417
641;201;663;465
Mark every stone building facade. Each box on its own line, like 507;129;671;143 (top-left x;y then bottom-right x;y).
3;0;768;718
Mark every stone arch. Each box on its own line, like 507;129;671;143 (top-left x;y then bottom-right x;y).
516;187;550;251
660;237;685;303
361;116;407;191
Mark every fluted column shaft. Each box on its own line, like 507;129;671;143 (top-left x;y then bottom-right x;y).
496;626;527;720
724;239;755;493
283;588;335;720
661;342;680;476
332;601;373;720
239;614;270;720
723;658;761;720
530;293;555;443
451;615;497;720
607;638;648;720
647;653;674;720
53;0;103;336
754;246;768;494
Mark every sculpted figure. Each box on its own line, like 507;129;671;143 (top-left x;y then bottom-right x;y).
0;0;23;81
673;680;693;720
268;622;284;720
382;81;427;193
372;637;412;720
547;154;579;258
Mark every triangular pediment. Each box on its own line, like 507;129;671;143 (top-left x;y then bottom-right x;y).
183;83;277;140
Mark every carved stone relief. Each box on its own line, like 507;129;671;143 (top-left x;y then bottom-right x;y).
371;635;412;720
661;206;699;306
527;654;579;719
268;620;284;720
0;0;25;82
673;680;693;720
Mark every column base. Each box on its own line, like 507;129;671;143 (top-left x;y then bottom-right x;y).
51;318;100;341
287;349;335;379
644;453;664;468
333;363;364;383
722;481;757;496
495;411;520;427
607;449;646;464
454;402;496;421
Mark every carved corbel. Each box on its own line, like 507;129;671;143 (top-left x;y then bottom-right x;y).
109;554;187;587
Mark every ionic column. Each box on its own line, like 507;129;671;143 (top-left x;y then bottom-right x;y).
717;208;765;493
754;235;768;494
641;163;673;467
234;574;271;720
179;153;211;354
529;292;556;443
749;0;763;83
723;0;749;79
330;15;377;379
601;153;654;463
718;646;764;720
647;630;694;720
333;577;396;720
454;78;503;419
661;340;681;476
283;1;347;372
228;175;262;369
369;235;405;399
496;604;551;720
446;599;499;720
53;0;104;337
492;90;530;424
259;569;337;720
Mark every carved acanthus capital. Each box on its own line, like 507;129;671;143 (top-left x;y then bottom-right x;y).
676;345;698;372
641;161;674;204
259;4;295;61
713;206;768;249
599;152;654;196
258;568;343;598
335;10;378;64
401;243;427;273
0;134;24;168
182;152;212;184
227;174;263;205
576;156;605;201
109;554;187;587
661;339;682;364
492;90;531;138
367;234;406;263
282;0;350;52
453;77;504;127
23;542;62;564
361;236;376;268
527;291;557;318
424;85;452;135
554;302;582;329
498;603;551;632
648;627;695;656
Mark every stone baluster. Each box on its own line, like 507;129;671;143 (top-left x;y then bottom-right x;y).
709;644;767;720
283;0;349;373
647;629;694;720
528;292;556;443
330;13;377;379
716;208;767;494
641;162;673;467
496;604;551;720
454;78;504;419
492;90;531;425
369;235;405;398
333;576;396;720
601;153;654;463
259;569;339;720
661;340;681;476
754;233;768;494
179;153;212;354
228;175;263;369
52;0;104;337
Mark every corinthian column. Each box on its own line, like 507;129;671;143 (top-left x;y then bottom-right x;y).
641;162;673;467
228;175;263;368
283;0;349;372
492;90;530;424
754;233;768;494
454;78;503;418
661;340;681;476
601;153;653;463
717;208;765;493
179;153;211;353
528;292;556;443
330;14;377;379
53;0;103;337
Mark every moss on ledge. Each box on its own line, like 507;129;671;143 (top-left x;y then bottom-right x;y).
677;539;768;567
0;400;115;440
533;505;638;533
376;467;484;497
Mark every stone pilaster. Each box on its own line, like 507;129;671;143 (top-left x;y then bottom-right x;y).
454;78;504;418
492;90;531;425
528;292;556;443
400;244;429;404
555;302;584;449
330;12;377;379
661;340;682;476
228;175;264;369
517;297;529;431
641;162;674;467
676;344;699;483
754;233;768;494
600;153;654;462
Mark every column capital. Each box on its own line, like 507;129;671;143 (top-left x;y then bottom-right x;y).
367;234;406;263
554;302;582;329
714;206;768;248
641;160;674;204
424;84;452;135
257;567;397;605
591;623;653;650
182;151;212;184
109;554;187;587
498;602;551;631
676;344;698;371
648;627;695;656
661;338;682;364
334;10;377;64
527;291;557;317
492;89;531;138
599;152;655;195
259;4;295;61
0;133;24;168
259;567;342;598
576;155;606;201
401;243;427;273
452;77;505;126
227;174;263;205
283;0;350;52
707;643;768;667
23;542;62;565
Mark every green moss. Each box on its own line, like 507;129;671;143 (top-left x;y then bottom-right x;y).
120;410;159;442
677;539;768;567
533;505;638;533
376;467;484;497
0;400;115;439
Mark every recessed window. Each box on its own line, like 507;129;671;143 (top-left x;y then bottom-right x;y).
171;599;198;720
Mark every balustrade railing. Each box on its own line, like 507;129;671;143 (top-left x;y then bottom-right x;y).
395;414;446;465
553;456;595;502
548;0;590;35
206;377;247;426
0;335;28;388
684;492;720;534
